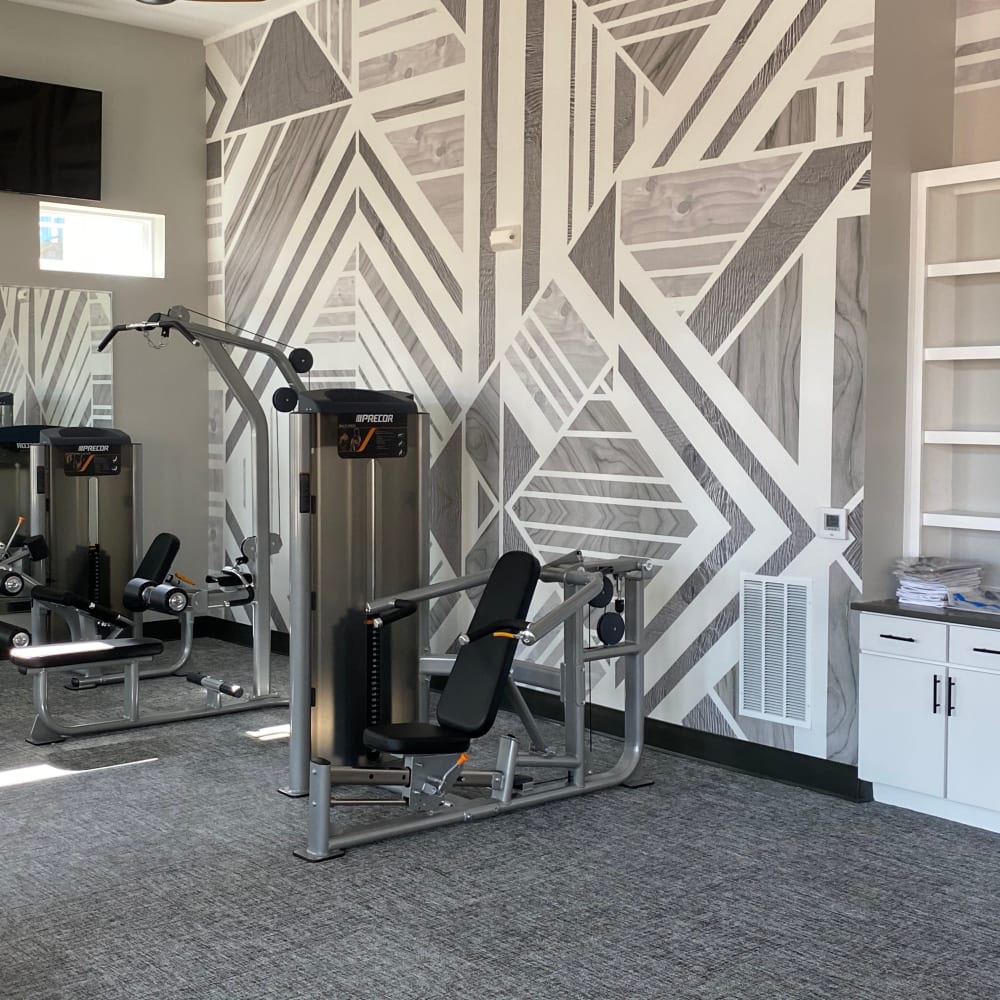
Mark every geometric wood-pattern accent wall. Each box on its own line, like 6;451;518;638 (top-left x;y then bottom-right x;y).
206;0;875;763
0;285;113;428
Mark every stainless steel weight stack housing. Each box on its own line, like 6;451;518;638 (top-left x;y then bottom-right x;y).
276;388;429;794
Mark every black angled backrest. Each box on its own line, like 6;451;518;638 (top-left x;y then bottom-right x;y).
436;550;540;737
134;533;180;585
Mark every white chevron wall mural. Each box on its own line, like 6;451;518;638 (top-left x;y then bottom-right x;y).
205;0;882;763
0;285;113;428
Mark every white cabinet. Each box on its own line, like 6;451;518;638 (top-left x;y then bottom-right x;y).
858;653;945;796
945;666;1000;812
856;607;1000;832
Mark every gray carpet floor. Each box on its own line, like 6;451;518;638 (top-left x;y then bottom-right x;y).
1;638;999;999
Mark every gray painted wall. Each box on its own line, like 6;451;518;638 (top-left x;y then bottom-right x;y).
0;0;210;581
863;0;956;597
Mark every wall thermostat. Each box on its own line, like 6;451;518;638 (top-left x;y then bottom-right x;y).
819;508;848;540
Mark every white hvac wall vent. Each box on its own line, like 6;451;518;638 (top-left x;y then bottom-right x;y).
739;574;811;727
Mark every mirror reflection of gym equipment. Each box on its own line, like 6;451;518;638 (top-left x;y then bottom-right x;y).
7;308;312;742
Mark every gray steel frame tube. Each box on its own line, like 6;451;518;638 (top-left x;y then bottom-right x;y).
367;570;493;615
201;339;272;698
283;414;312;796
131;445;144;639
520;576;603;645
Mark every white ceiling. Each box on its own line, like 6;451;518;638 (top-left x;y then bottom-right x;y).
9;0;291;41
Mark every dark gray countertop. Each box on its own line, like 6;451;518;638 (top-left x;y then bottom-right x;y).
851;598;1000;630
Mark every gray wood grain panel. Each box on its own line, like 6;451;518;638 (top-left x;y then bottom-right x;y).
613;57;636;171
360;136;462;308
417;174;465;249
569;400;629;433
807;45;874;81
514;331;572;415
207;142;222;181
837;81;845;138
465;513;499;577
844;500;863;579
359;35;465;91
827;560;860;764
503;406;539;500
687;141;870;353
622;290;814;591
719;258;802;459
465;371;500;497
430;425;463;574
442;0;466;31
610;0;723;38
834;21;874;43
506;345;562;430
428;589;460;639
479;0;500;378
522;0;545;314
515;496;696;537
385;115;465;175
342;0;351;82
653;273;710;297
477;482;494;526
597;0;708;18
226;13;351;133
528;475;680;503
215;23;266;85
957;35;1000;56
373;90;464;122
359;248;462;421
225;109;346;332
207;67;225;138
524;316;583;403
683;692;738;738
757;87;816;150
620;153;797;245
705;0;827;159
625;25;706;95
527;527;679;563
359;8;434;36
633;241;733;269
956;58;1000;88
589;26;598;208
542;434;661;478
832;216;868;507
567;2;577;242
715;666;795;749
864;75;872;133
325;275;356;307
654;0;774;166
569;187;616;313
533;283;609;387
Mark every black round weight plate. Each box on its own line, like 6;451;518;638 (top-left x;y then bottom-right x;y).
290;347;314;373
273;387;298;412
588;576;613;609
596;612;625;645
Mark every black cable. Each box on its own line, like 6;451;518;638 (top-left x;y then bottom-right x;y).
182;307;290;348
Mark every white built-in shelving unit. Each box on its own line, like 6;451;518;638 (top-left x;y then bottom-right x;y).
905;160;1000;572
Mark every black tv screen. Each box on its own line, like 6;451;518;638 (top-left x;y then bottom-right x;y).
0;75;102;201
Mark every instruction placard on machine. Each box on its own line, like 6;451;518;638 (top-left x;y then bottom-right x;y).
63;446;122;476
337;415;408;459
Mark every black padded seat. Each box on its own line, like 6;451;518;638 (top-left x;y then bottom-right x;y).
363;722;470;755
11;638;164;673
364;550;540;757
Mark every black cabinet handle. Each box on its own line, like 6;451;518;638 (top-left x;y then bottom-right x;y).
932;674;941;714
947;677;956;717
879;633;916;643
973;647;1000;656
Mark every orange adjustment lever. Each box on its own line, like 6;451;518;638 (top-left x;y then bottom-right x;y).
456;752;470;767
175;572;196;586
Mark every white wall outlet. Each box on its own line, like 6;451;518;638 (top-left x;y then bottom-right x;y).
490;225;522;251
819;508;849;540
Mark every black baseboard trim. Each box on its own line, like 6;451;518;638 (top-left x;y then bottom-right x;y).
431;676;872;803
143;617;290;655
171;622;871;803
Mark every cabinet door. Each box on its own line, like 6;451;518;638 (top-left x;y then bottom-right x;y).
946;666;1000;811
858;653;946;796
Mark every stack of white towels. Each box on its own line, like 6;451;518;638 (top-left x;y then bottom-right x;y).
894;557;982;608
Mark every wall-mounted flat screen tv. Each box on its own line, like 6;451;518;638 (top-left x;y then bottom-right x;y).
0;75;102;201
